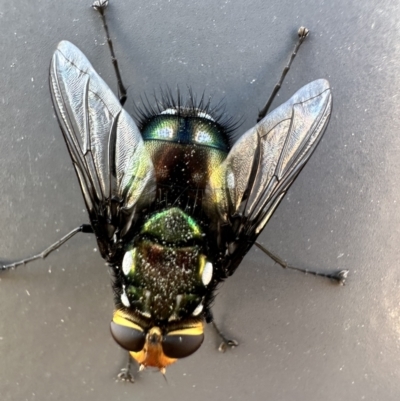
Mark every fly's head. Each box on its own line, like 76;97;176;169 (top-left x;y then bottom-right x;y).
110;207;214;372
111;310;204;372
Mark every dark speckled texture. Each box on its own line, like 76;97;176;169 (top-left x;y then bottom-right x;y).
0;0;400;399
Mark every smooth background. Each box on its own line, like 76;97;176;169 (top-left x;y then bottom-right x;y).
0;0;399;400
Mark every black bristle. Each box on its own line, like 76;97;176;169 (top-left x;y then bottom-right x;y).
133;86;243;142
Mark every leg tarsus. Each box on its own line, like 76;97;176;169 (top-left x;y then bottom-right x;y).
211;321;239;353
92;0;109;12
117;368;134;383
257;26;309;122
1;224;93;271
332;269;349;286
92;0;128;105
255;242;349;285
116;353;135;383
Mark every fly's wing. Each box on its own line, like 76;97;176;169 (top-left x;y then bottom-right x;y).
204;79;332;276
50;41;155;262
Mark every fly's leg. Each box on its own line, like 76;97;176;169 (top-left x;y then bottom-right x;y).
92;0;128;105
116;352;135;383
1;224;93;271
208;311;239;353
257;27;309;122
255;242;349;285
212;322;239;352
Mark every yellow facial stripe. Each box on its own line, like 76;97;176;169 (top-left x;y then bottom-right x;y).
113;310;144;332
168;323;204;336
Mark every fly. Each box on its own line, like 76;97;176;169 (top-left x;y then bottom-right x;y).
1;0;348;382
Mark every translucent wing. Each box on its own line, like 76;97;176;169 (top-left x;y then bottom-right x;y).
204;79;332;276
50;41;155;261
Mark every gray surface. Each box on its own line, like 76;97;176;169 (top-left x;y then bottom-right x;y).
0;0;399;400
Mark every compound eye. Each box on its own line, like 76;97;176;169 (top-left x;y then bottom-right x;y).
162;332;204;359
110;321;146;352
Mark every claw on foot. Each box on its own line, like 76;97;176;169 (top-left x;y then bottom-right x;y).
298;26;309;39
117;368;134;383
336;269;349;286
218;339;239;353
92;0;109;11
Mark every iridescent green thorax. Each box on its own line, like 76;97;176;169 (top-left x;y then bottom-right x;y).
120;208;211;323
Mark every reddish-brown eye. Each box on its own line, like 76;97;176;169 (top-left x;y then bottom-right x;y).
110;322;146;352
162;333;204;359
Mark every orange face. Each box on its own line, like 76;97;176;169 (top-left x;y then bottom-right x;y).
129;327;177;370
111;310;204;372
